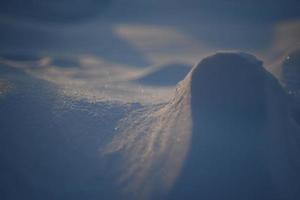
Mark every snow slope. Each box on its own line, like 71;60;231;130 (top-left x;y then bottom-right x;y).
1;52;299;200
105;53;300;200
0;65;139;199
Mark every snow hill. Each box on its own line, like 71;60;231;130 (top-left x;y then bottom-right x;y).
105;53;300;200
1;52;299;200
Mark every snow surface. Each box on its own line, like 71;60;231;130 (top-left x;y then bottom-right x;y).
0;56;175;104
104;53;300;200
0;0;299;199
281;49;300;124
1;53;300;200
0;65;140;199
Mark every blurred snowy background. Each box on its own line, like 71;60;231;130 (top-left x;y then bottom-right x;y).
0;1;300;200
0;0;299;103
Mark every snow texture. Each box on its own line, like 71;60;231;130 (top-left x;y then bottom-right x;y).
1;52;300;200
0;65;140;199
105;53;300;200
281;49;300;124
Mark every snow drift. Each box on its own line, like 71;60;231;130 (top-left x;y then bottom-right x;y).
1;52;299;200
105;53;300;200
0;65;138;200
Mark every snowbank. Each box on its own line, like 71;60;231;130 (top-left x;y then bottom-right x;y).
105;53;300;200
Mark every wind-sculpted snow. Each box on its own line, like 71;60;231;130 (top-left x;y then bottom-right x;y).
1;53;300;200
0;55;173;104
103;78;192;199
170;53;300;200
104;53;300;200
0;65;140;199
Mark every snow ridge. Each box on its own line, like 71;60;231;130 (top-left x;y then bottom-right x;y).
104;53;300;200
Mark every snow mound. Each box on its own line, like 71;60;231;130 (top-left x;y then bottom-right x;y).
171;52;300;200
191;53;266;116
105;53;300;200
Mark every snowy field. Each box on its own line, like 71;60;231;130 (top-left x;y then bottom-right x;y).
0;1;300;200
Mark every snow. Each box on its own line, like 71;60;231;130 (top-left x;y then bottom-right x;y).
0;56;174;104
104;53;300;199
0;65;140;199
281;49;300;124
1;51;300;199
282;49;300;91
0;0;299;199
1;2;300;195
